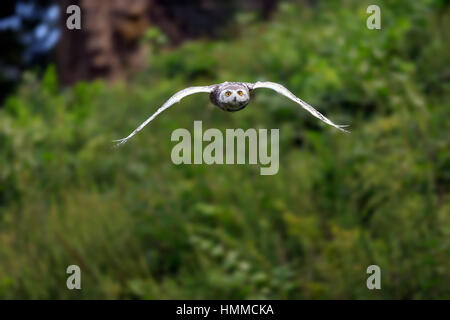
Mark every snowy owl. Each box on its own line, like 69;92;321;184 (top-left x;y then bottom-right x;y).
114;81;349;146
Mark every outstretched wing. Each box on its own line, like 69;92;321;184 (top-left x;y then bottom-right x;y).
114;85;215;147
248;81;349;133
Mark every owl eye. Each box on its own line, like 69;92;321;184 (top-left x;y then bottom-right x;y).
237;90;243;96
225;91;231;97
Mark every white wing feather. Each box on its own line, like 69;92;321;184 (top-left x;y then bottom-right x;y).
113;85;214;146
249;81;349;133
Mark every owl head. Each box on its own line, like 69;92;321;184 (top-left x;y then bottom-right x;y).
215;83;250;111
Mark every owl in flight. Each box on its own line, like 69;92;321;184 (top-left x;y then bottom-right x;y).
114;81;349;146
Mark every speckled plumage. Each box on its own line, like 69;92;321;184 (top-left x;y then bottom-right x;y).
114;81;349;146
210;82;251;112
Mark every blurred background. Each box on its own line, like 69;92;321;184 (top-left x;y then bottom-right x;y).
0;0;449;299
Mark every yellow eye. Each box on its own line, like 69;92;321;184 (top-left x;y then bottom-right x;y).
237;91;243;96
225;91;231;96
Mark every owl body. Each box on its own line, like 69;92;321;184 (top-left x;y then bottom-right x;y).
114;81;349;147
210;82;250;112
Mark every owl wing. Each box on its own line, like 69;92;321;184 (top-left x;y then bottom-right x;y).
113;85;215;147
247;81;349;133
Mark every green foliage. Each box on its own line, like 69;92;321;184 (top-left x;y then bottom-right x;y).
0;0;449;299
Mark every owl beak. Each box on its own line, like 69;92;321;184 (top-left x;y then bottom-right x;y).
233;97;237;103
